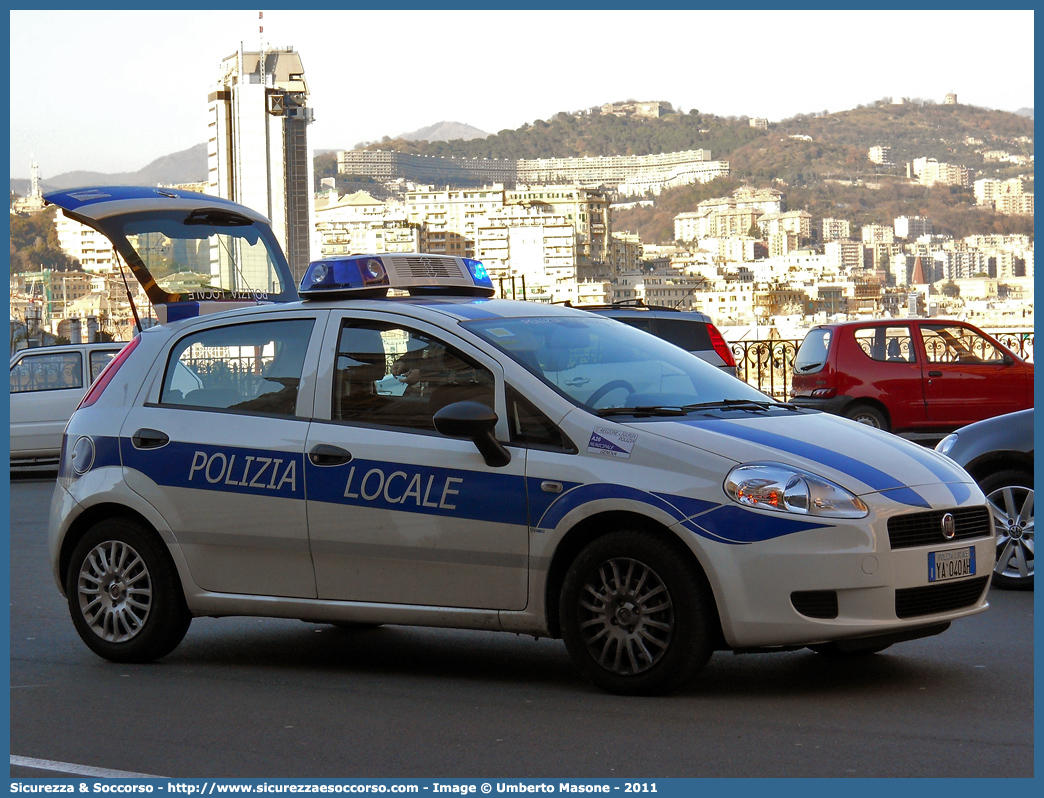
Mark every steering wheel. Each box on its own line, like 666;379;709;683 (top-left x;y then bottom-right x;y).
587;380;636;407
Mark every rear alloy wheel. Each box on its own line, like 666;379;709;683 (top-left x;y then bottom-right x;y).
844;404;888;431
66;518;191;662
980;470;1034;590
560;531;712;695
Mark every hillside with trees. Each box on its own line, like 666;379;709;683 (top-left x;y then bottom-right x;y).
346;98;1033;245
9;206;80;273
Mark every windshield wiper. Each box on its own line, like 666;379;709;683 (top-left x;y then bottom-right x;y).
682;399;800;413
596;400;803;418
596;405;690;418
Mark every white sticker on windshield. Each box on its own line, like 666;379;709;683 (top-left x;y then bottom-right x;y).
587;427;638;459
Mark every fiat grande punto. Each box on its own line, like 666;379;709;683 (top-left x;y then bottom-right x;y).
46;188;995;695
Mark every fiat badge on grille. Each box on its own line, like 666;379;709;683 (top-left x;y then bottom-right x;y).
941;513;956;540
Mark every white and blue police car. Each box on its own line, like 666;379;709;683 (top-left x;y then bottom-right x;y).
47;188;994;695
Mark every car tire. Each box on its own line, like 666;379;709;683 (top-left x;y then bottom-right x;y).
560;530;712;696
66;517;191;662
979;469;1034;590
844;403;889;431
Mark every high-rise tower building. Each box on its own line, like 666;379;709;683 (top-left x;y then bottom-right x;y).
208;44;315;281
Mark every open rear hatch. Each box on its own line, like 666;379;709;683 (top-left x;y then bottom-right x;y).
44;186;298;324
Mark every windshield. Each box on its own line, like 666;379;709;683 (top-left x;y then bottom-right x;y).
463;315;769;414
107;210;296;304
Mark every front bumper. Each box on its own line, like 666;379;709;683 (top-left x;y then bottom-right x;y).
687;499;994;649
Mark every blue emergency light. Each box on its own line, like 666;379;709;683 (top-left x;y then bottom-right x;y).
299;254;495;299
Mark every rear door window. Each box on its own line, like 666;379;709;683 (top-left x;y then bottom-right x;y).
160;319;315;416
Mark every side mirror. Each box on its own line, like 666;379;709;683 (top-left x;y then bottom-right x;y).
433;400;511;468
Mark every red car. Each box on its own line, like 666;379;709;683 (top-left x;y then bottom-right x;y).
790;319;1033;433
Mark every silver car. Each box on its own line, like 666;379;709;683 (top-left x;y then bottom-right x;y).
937;409;1034;590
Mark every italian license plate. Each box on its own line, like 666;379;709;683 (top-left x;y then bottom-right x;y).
928;546;976;582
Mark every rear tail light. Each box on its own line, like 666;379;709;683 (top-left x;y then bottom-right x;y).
77;335;141;409
707;324;736;368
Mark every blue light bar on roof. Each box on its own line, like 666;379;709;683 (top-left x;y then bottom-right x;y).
300;254;496;299
299;256;391;298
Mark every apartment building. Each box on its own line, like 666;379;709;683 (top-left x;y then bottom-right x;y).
759;210;811;240
699;187;784;216
974;177;1025;205
338;151;516;184
313;190;417;256
820;218;851;242
894;216;933;240
403;185;507;259
475;204;577;298
609;233;643;276
993;193;1034;216
912;157;973;188
824;239;863;272
54;215;116;273
868;145;893;166
933;248;990;280
209;46;315;281
860;224;893;247
506;185;610;264
674;210;712;242
337;148;728;197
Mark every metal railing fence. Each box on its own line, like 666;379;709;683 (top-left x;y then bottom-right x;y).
733;330;1033;402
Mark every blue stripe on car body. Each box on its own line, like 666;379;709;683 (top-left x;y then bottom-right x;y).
677;418;934;508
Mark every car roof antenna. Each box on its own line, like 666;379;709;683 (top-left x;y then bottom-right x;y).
113;249;143;336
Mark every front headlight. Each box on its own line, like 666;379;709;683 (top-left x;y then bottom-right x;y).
935;433;958;457
724;463;868;519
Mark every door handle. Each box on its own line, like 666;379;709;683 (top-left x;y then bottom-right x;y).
928;370;943;378
564;377;590;387
132;428;169;450
309;444;353;466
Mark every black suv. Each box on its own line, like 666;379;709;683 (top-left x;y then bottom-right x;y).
578;302;738;376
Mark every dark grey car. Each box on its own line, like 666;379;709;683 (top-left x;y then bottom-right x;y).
581;303;738;376
936;409;1034;589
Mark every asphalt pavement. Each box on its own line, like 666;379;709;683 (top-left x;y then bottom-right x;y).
9;475;1035;779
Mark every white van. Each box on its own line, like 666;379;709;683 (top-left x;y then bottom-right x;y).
10;342;124;464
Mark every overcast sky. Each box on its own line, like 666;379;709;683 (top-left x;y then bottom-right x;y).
9;8;1035;179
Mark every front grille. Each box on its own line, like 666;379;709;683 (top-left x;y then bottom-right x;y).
895;576;989;619
791;590;838;619
888;506;991;550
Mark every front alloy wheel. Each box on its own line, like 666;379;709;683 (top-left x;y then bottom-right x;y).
560;531;712;695
577;556;674;676
982;471;1034;590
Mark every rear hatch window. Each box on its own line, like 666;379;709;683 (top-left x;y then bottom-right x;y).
795;328;832;374
651;319;712;352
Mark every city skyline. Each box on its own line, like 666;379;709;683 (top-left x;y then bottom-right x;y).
9;8;1035;179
